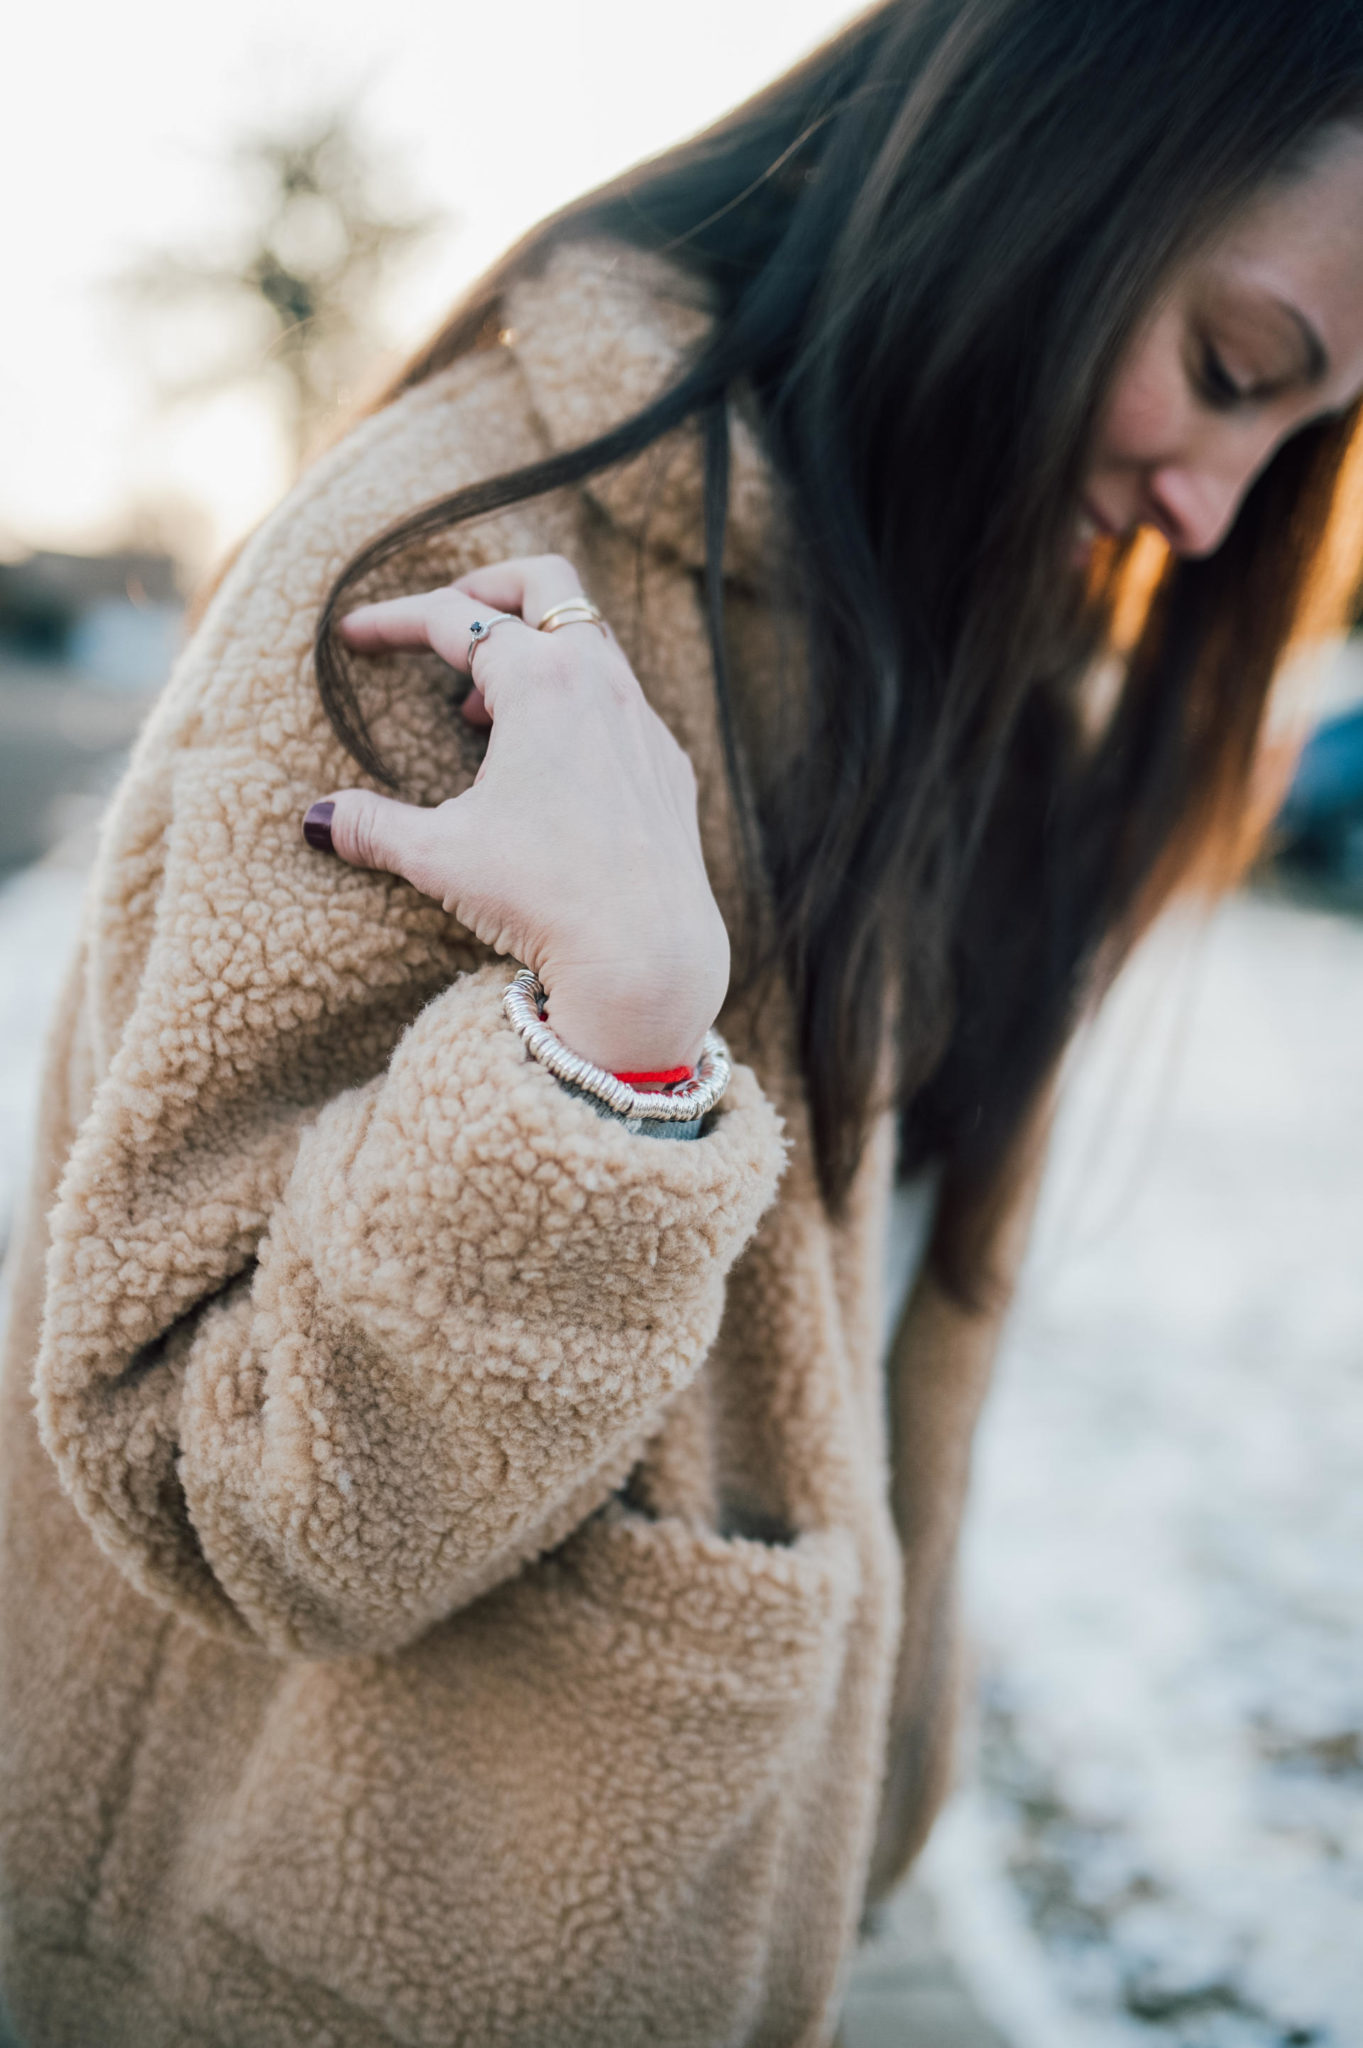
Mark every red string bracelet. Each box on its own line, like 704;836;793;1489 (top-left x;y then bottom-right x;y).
507;969;729;1127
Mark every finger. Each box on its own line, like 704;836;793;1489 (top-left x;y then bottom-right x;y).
342;587;523;676
338;592;450;653
454;553;586;628
460;682;493;728
308;788;444;886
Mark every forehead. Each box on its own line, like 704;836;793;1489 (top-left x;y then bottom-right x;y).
1199;127;1363;402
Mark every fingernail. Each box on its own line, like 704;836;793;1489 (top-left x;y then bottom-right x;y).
302;800;335;854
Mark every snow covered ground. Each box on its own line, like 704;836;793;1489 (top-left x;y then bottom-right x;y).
1;848;1359;2045
929;892;1363;2048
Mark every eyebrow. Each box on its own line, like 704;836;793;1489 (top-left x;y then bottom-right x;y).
1276;298;1330;384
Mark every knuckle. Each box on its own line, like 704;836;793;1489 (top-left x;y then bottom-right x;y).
482;633;545;688
337;791;412;876
410;804;456;889
346;793;389;870
539;641;578;686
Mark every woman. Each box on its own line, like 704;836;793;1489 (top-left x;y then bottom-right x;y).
5;1;1363;2041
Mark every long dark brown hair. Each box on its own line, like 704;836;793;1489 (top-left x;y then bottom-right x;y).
314;0;1363;1298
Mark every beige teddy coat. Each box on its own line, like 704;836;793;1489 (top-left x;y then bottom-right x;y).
0;241;1037;2047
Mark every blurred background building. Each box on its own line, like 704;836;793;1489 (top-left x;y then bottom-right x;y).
2;4;1361;2043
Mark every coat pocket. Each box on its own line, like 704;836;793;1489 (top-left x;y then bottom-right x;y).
182;1507;857;2048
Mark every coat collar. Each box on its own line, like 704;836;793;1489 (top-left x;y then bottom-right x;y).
503;237;779;584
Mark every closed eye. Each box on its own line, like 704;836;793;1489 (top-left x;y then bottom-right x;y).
1198;341;1251;410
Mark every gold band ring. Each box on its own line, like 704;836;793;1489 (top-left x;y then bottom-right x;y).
535;598;608;637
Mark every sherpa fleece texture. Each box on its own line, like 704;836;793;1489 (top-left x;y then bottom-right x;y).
0;240;1032;2047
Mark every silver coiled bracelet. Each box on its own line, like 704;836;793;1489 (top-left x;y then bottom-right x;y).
503;969;731;1131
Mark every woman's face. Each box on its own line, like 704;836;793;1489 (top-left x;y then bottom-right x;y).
1083;126;1363;561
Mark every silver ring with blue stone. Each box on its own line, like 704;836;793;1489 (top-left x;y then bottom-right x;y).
467;613;520;668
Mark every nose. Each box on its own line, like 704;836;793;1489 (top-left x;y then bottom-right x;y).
1145;462;1246;558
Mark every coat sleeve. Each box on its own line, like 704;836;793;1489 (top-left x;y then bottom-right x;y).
37;950;784;1658
31;346;786;1660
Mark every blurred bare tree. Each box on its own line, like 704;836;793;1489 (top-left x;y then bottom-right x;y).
118;106;443;470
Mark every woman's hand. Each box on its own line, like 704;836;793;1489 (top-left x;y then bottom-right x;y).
306;554;730;1075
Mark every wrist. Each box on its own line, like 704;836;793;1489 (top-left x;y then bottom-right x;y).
540;956;726;1076
503;967;732;1133
541;996;706;1076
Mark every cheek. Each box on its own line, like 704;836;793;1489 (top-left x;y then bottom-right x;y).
1096;343;1185;468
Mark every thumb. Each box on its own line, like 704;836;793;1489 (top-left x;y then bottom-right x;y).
302;789;442;885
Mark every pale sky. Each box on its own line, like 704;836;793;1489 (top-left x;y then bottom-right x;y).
4;0;855;566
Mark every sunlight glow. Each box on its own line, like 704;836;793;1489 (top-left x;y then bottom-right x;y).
3;0;853;565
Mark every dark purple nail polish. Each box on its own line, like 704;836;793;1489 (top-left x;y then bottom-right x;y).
302;800;335;854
